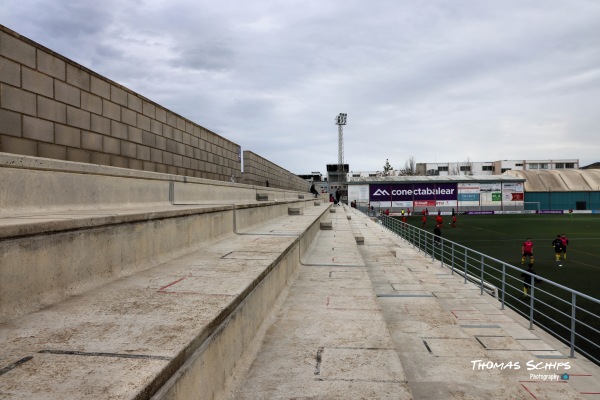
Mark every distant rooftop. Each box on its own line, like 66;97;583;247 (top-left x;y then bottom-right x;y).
347;175;524;184
581;162;600;170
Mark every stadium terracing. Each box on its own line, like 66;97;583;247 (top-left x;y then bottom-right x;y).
1;24;600;399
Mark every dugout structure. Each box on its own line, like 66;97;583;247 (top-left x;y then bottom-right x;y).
505;170;600;211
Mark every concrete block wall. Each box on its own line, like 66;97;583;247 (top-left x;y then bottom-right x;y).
0;24;242;182
243;150;311;192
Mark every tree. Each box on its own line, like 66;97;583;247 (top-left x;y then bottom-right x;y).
449;163;460;175
383;159;393;176
398;156;417;176
450;158;474;175
463;157;474;176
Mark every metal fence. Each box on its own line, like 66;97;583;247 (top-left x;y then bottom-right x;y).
359;207;600;365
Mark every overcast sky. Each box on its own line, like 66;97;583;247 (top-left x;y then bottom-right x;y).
3;0;599;173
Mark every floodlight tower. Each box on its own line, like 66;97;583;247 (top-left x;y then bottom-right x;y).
335;113;347;175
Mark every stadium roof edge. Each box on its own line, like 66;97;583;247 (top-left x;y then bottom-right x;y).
504;169;600;192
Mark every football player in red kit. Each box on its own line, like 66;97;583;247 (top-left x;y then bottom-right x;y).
522;238;534;264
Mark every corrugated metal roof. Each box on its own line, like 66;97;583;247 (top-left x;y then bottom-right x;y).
504;169;600;192
346;175;524;184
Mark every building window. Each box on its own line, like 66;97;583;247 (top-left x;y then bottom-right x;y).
515;163;523;167
352;174;361;177
501;168;511;173
438;166;448;171
460;166;471;172
555;163;565;169
565;163;575;168
482;166;494;171
540;163;548;169
368;173;377;177
529;164;538;169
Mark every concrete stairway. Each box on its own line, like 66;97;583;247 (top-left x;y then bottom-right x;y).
0;154;330;399
224;206;600;399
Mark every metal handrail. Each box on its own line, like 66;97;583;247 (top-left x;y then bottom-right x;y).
359;207;600;364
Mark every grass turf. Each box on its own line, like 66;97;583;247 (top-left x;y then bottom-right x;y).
405;213;600;299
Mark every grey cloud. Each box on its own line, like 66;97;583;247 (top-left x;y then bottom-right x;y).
3;0;599;172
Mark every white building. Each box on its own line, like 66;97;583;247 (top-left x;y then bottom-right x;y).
348;170;383;178
415;159;579;176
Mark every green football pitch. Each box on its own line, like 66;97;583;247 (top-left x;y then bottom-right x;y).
404;213;600;299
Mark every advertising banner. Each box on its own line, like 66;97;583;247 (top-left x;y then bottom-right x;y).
371;201;392;209
480;183;502;205
436;200;458;207
367;180;524;211
412;183;457;201
502;182;524;202
480;183;500;193
392;201;413;208
458;183;480;193
369;184;392;201
414;200;436;207
458;193;480;201
457;183;480;205
370;183;458;203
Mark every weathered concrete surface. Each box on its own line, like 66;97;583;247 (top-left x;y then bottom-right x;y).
0;154;321;323
225;207;600;399
0;198;321;324
226;207;412;399
0;153;307;215
0;205;328;399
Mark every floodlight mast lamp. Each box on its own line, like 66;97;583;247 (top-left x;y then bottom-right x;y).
335;113;347;168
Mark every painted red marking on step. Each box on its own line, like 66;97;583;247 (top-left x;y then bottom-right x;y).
157;277;187;292
520;383;538;399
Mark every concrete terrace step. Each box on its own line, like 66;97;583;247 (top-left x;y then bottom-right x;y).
225;205;413;399
0;203;331;399
0;154;323;324
0;199;325;323
0;153;308;216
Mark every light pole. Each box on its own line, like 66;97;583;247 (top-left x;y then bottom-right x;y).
335;113;347;181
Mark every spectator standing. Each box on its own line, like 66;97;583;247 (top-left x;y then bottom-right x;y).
310;183;319;198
